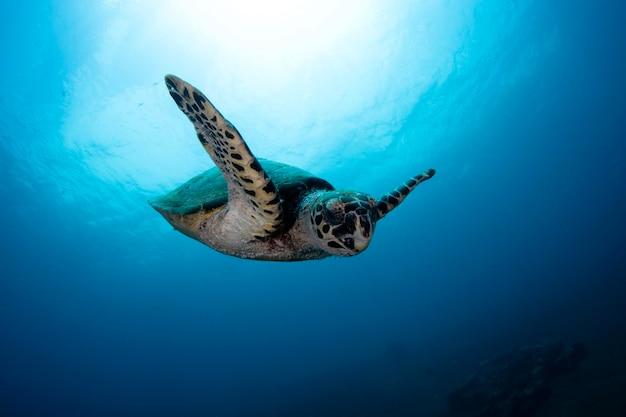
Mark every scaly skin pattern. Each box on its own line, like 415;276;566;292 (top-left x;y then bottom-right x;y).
165;75;283;239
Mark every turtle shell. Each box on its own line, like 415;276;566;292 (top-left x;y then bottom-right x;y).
150;159;334;216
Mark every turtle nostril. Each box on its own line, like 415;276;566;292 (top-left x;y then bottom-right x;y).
356;208;367;215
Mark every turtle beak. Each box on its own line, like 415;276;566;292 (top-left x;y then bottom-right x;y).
353;212;375;251
353;233;371;252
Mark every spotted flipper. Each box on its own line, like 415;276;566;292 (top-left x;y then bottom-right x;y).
164;75;282;238
376;168;435;220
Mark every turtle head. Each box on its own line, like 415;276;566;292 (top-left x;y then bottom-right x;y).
308;168;436;257
310;191;379;256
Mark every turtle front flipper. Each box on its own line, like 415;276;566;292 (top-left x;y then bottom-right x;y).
164;74;282;239
376;168;435;220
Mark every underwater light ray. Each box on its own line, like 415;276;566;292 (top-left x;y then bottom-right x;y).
60;0;475;191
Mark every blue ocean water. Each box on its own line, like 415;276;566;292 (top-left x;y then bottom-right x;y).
1;0;625;416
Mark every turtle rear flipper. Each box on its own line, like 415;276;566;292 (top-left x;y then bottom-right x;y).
164;75;282;239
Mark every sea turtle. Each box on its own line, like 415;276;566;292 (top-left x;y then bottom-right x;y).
151;75;435;261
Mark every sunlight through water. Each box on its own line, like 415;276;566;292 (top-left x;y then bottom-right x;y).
60;0;477;192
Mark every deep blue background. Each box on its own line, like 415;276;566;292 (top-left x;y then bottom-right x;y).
1;1;625;416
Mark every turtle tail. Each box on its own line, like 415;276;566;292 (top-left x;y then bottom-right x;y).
376;169;435;220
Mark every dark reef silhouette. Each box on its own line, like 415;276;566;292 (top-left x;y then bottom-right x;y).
445;342;588;417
